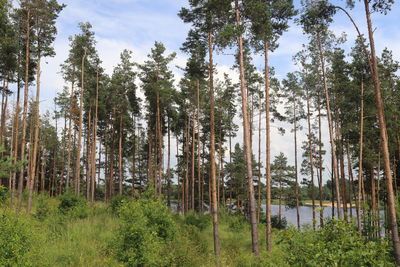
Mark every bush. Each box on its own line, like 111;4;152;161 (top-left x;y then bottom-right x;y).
278;219;394;266
111;199;178;266
0;211;34;266
35;194;51;221
183;211;210;231
58;192;88;219
271;215;287;230
109;195;131;215
0;185;8;205
228;214;247;231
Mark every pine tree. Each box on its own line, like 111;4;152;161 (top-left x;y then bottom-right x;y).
244;0;295;250
26;0;64;213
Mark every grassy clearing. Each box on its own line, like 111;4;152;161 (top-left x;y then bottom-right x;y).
0;194;395;267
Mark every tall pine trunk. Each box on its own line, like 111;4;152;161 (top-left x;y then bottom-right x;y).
208;30;220;261
27;51;42;213
317;32;342;218
66;74;75;191
196;79;201;211
118;114;123;195
264;40;272;251
235;0;259;256
317;90;324;226
306;85;316;230
293;94;300;229
17;8;31;211
356;79;364;233
363;1;400;262
74;49;87;195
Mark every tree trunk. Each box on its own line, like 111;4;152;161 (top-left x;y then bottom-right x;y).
208;30;221;261
257;95;262;224
235;0;259;256
306;85;316;230
317;90;324;227
74;49;87;195
317;32;342;218
91;69;99;201
10;74;21;209
86;106;92;199
264;40;272;251
166;119;171;205
118;114;123;195
184;120;190;214
156;92;163;195
191;114;195;210
346;142;354;219
356;80;364;234
371;167;376;237
110;122;115;198
66;74;74;191
131;117;136;198
363;1;400;262
17;8;31;211
293;94;300;230
196;79;201;211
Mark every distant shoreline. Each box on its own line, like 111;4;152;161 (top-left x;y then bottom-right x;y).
302;201;356;208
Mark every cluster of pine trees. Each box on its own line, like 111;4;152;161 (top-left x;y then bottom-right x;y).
1;0;400;264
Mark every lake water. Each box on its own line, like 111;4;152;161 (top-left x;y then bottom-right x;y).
262;204;385;228
171;203;384;229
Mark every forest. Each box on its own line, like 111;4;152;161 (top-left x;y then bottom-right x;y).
1;0;400;266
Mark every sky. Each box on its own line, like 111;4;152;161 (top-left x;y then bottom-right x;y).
25;0;400;184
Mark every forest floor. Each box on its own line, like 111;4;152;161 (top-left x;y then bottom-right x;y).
0;194;394;267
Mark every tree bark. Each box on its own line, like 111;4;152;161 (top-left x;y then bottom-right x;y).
74;48;87;195
235;0;259;256
306;85;316;230
17;7;31;211
191;114;195;210
66;72;75;191
293;92;300;230
356;79;364;234
27;51;42;213
10;75;21;209
196;79;201;211
264;40;272;251
363;1;400;262
317;90;324;227
208;30;221;261
257;95;262;224
118;114;123;195
317;32;342;218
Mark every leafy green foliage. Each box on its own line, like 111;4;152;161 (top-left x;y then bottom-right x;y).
0;211;34;266
183;211;210;231
0;185;8;205
271;215;287;230
58;192;88;219
228;214;248;232
35;194;51;221
109;194;131;215
278;219;394;266
111;198;178;266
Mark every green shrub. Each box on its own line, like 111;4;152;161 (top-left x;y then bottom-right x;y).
183;211;210;231
228;214;247;231
278;219;394;266
35;194;51;221
111;199;178;266
271;215;287;230
109;194;131;215
0;211;34;266
58;192;88;219
0;185;7;205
